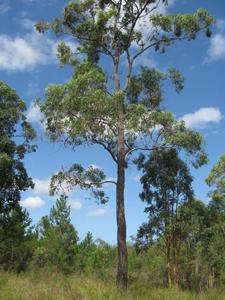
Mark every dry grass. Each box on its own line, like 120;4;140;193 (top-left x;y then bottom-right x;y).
0;271;224;300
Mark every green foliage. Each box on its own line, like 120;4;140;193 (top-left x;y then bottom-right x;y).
76;232;115;275
135;192;225;291
34;1;211;208
35;3;215;63
135;148;193;248
35;195;78;273
127;67;168;107
0;205;36;272
50;164;110;204
57;42;78;68
150;9;215;47
206;154;225;200
0;81;36;213
39;60;207;200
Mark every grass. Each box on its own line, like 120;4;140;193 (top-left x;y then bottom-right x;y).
0;271;224;300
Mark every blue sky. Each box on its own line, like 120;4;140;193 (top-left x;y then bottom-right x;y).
0;0;225;244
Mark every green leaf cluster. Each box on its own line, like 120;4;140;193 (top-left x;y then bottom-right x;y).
0;81;36;212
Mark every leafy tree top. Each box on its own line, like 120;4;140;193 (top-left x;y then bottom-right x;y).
135;148;193;206
38;195;78;243
36;1;215;65
135;148;193;247
206;154;225;201
35;1;213;202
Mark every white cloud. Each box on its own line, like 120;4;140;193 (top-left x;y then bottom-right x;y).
205;34;225;63
180;107;222;129
69;199;82;210
21;18;35;30
0;0;10;14
26;101;47;130
88;164;101;169
32;177;77;196
21;196;45;208
0;33;57;71
26;101;46;130
32;178;51;195
88;208;107;217
27;102;43;124
0;16;77;72
134;54;157;69
0;18;58;72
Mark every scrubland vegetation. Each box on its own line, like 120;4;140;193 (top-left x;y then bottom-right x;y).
0;271;224;300
0;194;224;299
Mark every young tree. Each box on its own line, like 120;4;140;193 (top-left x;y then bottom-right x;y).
0;81;36;213
35;195;79;273
0;205;36;272
36;1;214;289
135;148;193;287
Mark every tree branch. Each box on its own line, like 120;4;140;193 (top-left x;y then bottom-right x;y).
125;146;158;161
88;180;117;186
132;37;186;62
92;137;118;164
123;49;133;92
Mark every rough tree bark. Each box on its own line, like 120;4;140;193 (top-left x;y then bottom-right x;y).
116;151;128;289
114;24;128;286
166;232;172;287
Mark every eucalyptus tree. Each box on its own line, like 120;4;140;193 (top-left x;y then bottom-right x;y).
135;148;193;287
36;1;214;289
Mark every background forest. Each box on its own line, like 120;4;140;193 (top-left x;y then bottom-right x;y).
0;0;225;299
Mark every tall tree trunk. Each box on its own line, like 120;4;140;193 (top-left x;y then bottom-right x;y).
166;233;172;287
177;242;181;286
173;248;178;288
11;244;14;263
116;155;128;289
114;54;128;289
116;91;128;289
208;267;214;289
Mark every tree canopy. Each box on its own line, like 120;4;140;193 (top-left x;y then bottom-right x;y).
35;0;215;289
0;81;36;213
